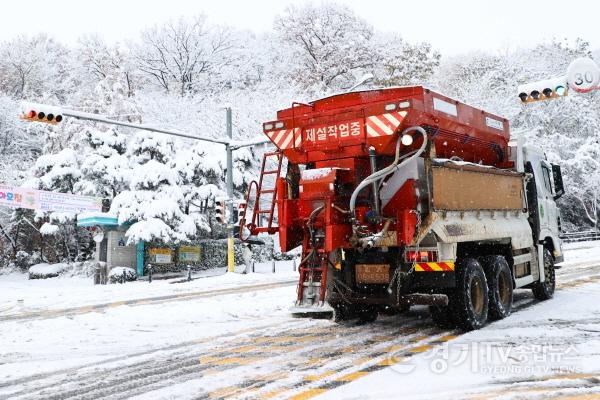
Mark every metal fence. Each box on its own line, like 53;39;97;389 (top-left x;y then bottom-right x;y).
560;230;600;243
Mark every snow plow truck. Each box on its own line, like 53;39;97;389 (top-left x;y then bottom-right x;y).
240;86;565;331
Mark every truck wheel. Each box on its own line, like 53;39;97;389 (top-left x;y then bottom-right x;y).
331;304;347;323
532;249;556;300
453;258;489;331
482;256;513;320
356;305;378;323
429;303;455;328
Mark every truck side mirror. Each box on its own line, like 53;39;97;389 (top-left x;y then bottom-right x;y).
551;164;565;200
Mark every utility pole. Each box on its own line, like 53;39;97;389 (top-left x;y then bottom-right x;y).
225;107;235;273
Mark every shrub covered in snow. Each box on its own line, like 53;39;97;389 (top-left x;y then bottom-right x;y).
108;266;137;283
28;263;70;279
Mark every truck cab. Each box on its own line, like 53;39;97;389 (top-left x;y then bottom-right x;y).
513;138;564;263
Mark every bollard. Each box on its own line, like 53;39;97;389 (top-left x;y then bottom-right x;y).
272;260;276;274
103;264;108;285
293;259;297;272
187;265;192;281
122;268;127;284
94;265;100;285
252;261;255;273
148;264;153;283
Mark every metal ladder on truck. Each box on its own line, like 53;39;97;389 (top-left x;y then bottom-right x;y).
239;151;282;240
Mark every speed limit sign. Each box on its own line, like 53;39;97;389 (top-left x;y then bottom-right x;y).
567;57;600;93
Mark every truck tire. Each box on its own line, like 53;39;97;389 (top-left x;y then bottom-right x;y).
331;303;348;323
356;305;378;323
532;249;555;300
452;258;489;331
481;255;513;320
429;302;455;328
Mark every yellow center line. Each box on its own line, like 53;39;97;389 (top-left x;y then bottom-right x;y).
207;385;241;398
288;388;328;400
304;370;337;381
106;300;127;308
254;388;289;399
335;371;369;382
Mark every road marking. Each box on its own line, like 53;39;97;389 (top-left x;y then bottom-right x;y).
288;388;328;400
11;266;600;400
304;370;337;381
207;385;241;398
256;388;289;399
335;371;369;382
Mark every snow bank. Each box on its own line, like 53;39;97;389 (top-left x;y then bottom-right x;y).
28;263;69;279
108;266;137;283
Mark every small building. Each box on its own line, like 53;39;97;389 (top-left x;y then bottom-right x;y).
77;212;144;276
77;213;274;277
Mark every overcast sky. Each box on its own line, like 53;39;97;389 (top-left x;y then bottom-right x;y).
0;0;597;55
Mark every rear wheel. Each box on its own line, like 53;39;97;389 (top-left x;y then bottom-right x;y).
429;303;455;328
452;258;489;331
481;255;513;320
356;305;378;323
532;249;555;300
331;303;347;323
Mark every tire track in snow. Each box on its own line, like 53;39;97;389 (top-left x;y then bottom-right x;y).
5;265;600;400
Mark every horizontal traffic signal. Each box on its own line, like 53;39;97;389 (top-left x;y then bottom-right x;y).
19;102;63;125
517;76;568;103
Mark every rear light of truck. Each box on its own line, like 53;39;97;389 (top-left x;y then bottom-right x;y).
405;249;438;262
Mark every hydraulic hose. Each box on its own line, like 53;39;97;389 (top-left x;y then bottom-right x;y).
349;126;429;217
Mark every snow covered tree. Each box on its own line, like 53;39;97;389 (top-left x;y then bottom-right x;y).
0;34;72;101
110;133;207;244
275;3;375;90
76;34;140;98
25;148;93;262
76;77;142;199
371;33;441;87
132;15;233;97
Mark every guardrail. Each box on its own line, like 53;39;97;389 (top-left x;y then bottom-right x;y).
560;230;600;243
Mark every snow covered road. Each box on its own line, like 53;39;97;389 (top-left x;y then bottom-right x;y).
1;244;600;400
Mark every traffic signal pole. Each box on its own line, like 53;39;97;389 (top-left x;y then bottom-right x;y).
225;107;235;273
19;101;270;274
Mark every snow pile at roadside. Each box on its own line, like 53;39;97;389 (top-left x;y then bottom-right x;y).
108;266;137;283
28;263;69;279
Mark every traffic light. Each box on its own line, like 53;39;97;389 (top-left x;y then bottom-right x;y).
20;102;64;124
215;198;226;225
518;76;568;103
237;200;247;225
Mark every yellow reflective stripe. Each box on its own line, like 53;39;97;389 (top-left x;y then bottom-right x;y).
414;262;455;272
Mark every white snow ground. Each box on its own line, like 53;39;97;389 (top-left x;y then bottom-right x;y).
0;245;599;400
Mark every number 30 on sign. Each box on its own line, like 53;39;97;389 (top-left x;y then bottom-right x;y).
567;57;600;93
